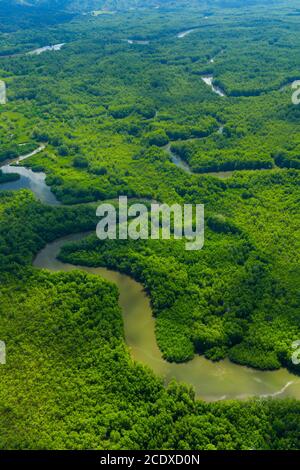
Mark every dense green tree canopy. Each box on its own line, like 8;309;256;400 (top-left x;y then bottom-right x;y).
0;0;299;450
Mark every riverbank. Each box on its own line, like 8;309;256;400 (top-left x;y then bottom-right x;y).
33;233;300;402
0;144;60;205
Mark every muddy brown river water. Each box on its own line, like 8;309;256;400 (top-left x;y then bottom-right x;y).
33;233;300;402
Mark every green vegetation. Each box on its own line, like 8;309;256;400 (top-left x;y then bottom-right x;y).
0;169;19;183
0;0;299;450
59;170;300;370
0;191;299;450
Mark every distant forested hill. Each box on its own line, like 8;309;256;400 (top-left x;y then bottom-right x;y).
0;0;281;34
3;0;280;14
0;1;75;31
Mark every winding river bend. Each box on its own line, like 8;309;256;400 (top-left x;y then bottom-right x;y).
165;142;233;179
1;148;300;401
33;233;300;402
0;145;60;205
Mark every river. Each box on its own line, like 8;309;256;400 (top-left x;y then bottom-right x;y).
165;142;233;179
0;141;232;207
1;147;299;402
27;43;65;56
0;145;60;205
177;29;197;39
201;76;226;97
33;233;300;402
126;39;150;45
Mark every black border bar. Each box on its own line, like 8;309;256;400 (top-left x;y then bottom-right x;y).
0;450;298;465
